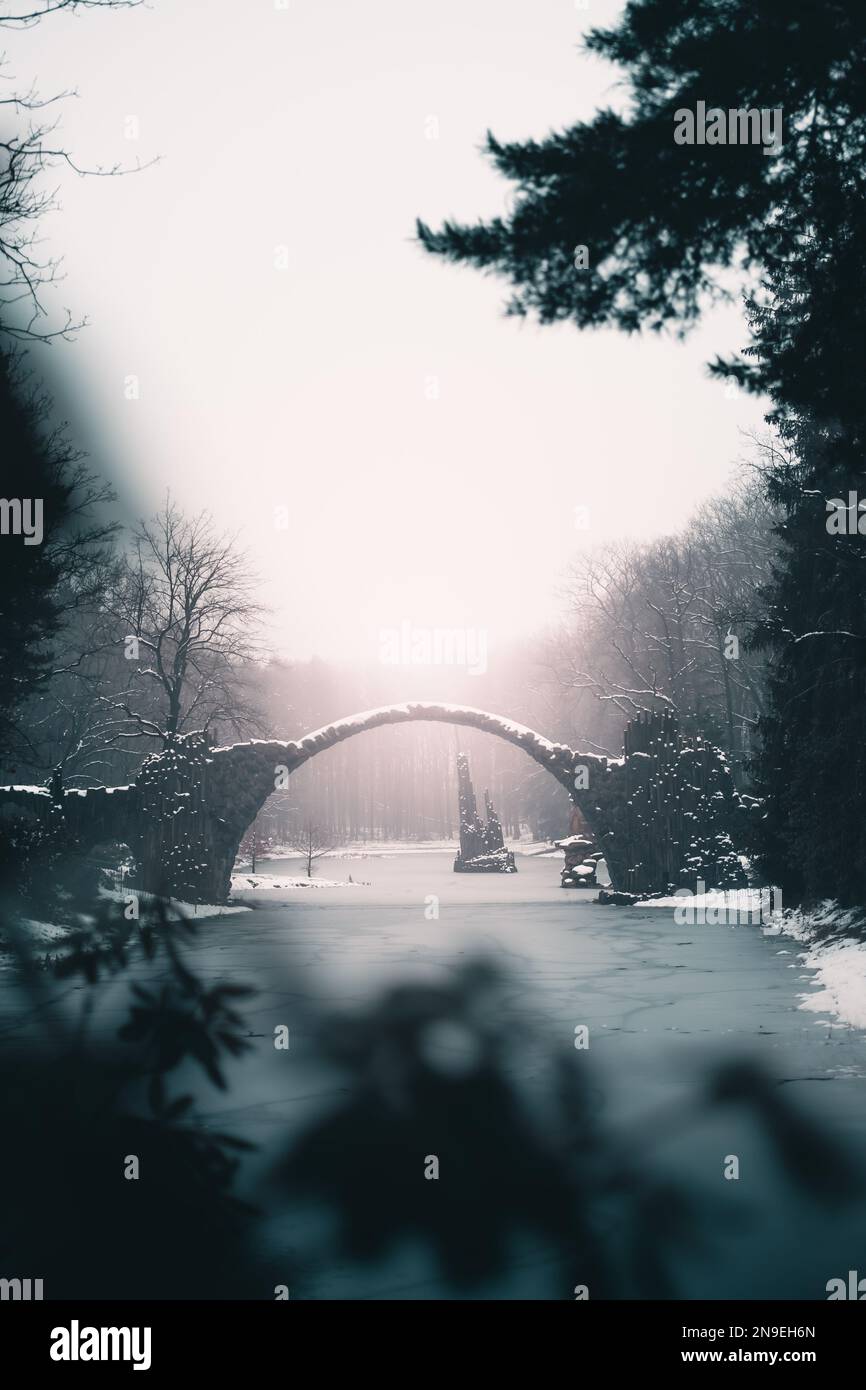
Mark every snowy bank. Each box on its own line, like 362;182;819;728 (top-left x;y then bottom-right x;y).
230;873;369;891
632;890;866;1034
99;887;249;918
635;888;780;922
252;838;550;861
771;901;866;1032
0;917;71;951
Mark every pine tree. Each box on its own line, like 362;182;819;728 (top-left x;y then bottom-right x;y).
0;350;115;766
734;209;866;902
417;0;866;903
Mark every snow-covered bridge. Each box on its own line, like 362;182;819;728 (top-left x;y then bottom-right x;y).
0;704;744;904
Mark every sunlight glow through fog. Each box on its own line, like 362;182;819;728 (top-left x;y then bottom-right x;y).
20;0;766;665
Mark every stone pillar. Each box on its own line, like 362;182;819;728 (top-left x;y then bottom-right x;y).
130;734;282;904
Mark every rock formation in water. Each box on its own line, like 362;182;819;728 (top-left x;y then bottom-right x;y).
453;753;516;873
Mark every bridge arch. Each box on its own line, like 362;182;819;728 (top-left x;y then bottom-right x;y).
1;704;743;905
1;703;609;904
219;702;587;792
205;703;609;900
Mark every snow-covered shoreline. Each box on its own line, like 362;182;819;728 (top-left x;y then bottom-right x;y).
635;887;779;921
99;886;249;917
245;837;556;862
771;901;866;1033
636;889;866;1034
230;873;369;891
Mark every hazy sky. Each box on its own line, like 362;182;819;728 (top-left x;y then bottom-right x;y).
16;0;766;666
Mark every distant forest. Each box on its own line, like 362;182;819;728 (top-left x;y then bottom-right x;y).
3;462;776;850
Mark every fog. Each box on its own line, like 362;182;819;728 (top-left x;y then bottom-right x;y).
13;0;765;665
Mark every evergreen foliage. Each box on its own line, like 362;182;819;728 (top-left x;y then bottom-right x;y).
418;0;866;903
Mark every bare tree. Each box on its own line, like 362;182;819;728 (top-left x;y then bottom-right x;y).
0;0;150;342
0;494;271;789
291;820;337;879
236;796;297;875
93;498;267;749
238;811;271;876
543;467;780;774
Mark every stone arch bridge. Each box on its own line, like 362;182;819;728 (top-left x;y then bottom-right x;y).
0;703;745;904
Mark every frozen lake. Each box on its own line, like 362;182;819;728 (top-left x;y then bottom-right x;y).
243;843;568;906
7;850;866;1299
217;852;866;1297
